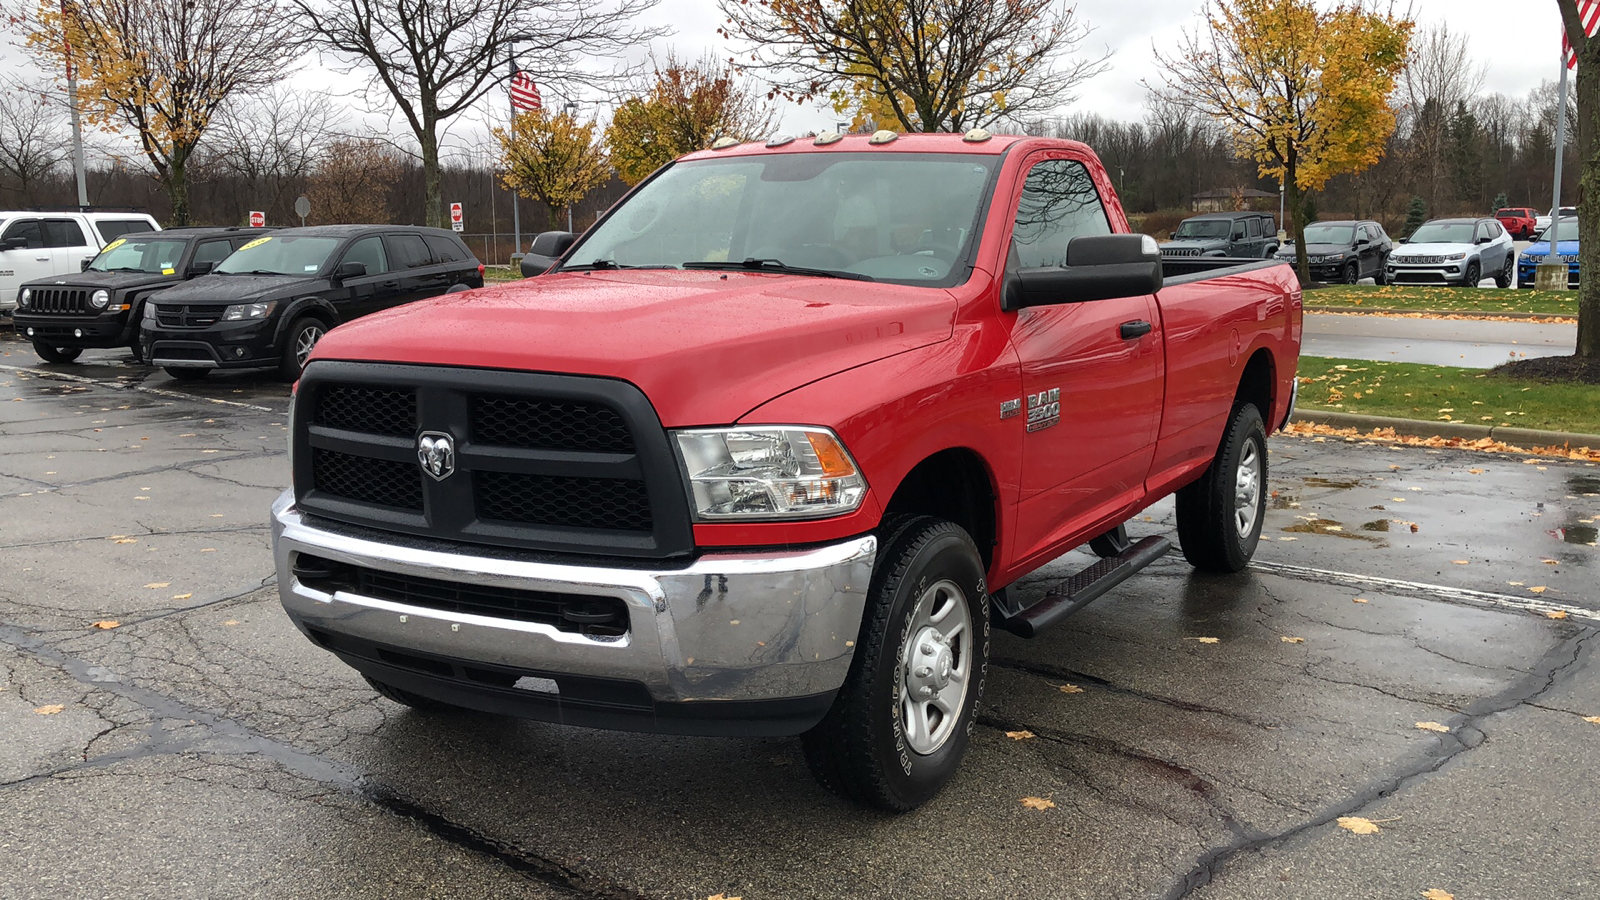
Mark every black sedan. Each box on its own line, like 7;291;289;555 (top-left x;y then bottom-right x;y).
1274;220;1394;284
140;225;483;381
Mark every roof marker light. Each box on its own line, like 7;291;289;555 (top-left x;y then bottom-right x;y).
868;130;898;145
711;137;739;150
814;130;843;146
766;133;795;148
963;128;993;143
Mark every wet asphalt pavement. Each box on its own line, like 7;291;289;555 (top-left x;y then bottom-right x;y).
1303;313;1577;368
3;336;1598;900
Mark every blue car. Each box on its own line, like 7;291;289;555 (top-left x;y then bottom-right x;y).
1518;216;1579;289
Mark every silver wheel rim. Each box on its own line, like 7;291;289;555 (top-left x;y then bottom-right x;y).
1234;439;1262;538
295;325;324;369
900;578;973;756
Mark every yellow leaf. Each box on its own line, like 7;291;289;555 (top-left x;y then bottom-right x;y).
1422;891;1455;900
1468;468;1484;475
113;538;138;544
34;704;65;715
1020;796;1056;810
1529;586;1548;594
1582;716;1600;725
172;593;193;600
1057;684;1085;694
1189;637;1221;644
707;894;743;900
1546;610;1568;620
91;620;120;630
1542;559;1560;565
224;619;239;626
1336;816;1383;835
1006;730;1036;740
1353;597;1370;603
144;582;170;589
1415;721;1450;733
1451;560;1469;565
1281;636;1305;643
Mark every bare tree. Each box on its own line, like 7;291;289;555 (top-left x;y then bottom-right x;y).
308;137;402;224
0;79;71;205
718;0;1110;133
294;0;662;228
1403;24;1488;216
201;89;342;220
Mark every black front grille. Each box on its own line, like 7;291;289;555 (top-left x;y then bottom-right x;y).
312;448;423;510
293;362;694;558
317;386;417;437
476;471;652;530
472;396;634;452
155;303;228;328
27;288;89;314
295;555;628;636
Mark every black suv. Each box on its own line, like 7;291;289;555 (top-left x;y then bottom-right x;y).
1158;212;1279;259
14;227;268;364
140;225;483;381
1273;220;1393;284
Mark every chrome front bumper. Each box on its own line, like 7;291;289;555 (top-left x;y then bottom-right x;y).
272;491;874;718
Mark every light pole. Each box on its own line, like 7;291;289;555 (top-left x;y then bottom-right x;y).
1278;181;1287;244
565;101;578;232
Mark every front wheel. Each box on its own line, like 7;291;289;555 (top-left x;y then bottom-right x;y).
1495;253;1515;289
33;342;82;364
1458;260;1481;288
1374;258;1390;285
1176;403;1268;573
1341;260;1360;284
802;517;990;811
278;317;326;381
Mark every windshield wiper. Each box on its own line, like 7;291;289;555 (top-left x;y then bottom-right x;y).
560;259;674;272
682;258;874;282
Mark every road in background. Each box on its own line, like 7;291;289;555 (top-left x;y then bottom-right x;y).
1303;313;1576;367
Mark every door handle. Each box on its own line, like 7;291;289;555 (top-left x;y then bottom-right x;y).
380;280;399;289
1119;320;1154;340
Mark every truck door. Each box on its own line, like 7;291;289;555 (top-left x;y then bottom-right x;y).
44;218;95;274
334;235;400;320
1002;153;1165;568
0;219;54;299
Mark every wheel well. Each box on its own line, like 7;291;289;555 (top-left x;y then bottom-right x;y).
288;303;335;328
882;449;998;570
1235;349;1275;420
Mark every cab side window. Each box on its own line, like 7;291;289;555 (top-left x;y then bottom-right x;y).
1010;159;1111;269
341;236;389;275
2;219;44;249
423;235;466;264
44;219;87;248
1246;218;1262;238
95;220;154;242
193;240;233;266
386;233;433;269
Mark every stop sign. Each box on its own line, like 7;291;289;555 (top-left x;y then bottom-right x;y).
449;202;463;232
248;210;265;228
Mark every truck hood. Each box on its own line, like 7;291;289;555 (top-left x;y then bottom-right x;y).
1522;240;1580;257
151;272;318;304
309;269;957;427
1392;242;1476;259
22;270;174;292
1160;239;1227;251
1276;243;1352;257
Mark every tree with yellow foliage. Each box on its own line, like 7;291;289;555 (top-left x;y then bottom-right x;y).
718;0;1108;133
495;109;610;230
17;0;297;224
1152;0;1413;284
605;53;776;185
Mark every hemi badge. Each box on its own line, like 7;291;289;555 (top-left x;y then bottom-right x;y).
1000;399;1022;420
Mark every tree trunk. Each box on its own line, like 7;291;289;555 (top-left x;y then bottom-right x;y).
420;121;443;229
1286;171;1310;287
1579;39;1600;359
168;152;191;226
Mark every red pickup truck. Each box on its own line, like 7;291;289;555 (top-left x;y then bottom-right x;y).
1496;207;1538;240
271;133;1302;810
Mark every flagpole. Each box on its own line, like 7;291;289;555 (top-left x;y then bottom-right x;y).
509;48;522;266
1550;51;1570;273
60;0;89;209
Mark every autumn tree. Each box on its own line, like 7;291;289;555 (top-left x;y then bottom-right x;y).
606;53;776;185
0;79;71;204
718;0;1109;133
1555;0;1600;362
495;109;610;230
294;0;659;229
308;138;401;224
1152;0;1413;285
17;0;299;224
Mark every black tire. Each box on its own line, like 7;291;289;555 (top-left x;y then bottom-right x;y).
802;516;991;811
1175;403;1269;573
1458;260;1481;288
363;675;455;712
129;339;145;365
1374;257;1389;285
1341;260;1360;284
278;316;326;381
163;366;208;381
1495;252;1515;289
33;342;82;364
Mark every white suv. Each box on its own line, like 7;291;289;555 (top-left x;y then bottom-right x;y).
1;211;161;313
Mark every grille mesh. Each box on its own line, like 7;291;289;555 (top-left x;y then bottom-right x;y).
316;386;417;436
312;448;423;510
471;396;634;453
28;288;89;314
476;471;651;531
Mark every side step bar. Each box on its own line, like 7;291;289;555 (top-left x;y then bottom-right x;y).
997;535;1173;638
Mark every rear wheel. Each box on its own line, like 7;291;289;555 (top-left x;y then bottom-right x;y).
802;517;990;811
33;342;82;364
163;366;207;381
1374;257;1390;285
1495;252;1515;289
278;316;326;381
1176;403;1268;573
1458;260;1481;288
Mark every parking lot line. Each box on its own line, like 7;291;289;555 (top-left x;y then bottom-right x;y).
0;362;279;412
1253;560;1597;623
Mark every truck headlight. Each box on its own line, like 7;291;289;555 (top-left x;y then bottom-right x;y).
91;289;111;309
1444;252;1467;261
674;426;868;521
18;288;30;309
223;301;277;321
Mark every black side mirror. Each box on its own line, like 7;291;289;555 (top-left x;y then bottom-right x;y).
186;261;214;277
1356;237;1371;246
1475;236;1491;245
82;258;94;271
0;237;27;251
1006;234;1163;311
334;261;367;280
1399;237;1409;244
524;231;577;275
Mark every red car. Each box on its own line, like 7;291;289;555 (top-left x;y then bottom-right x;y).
270;133;1303;810
1496;207;1538;239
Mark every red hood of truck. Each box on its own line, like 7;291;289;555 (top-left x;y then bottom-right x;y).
309;269;957;426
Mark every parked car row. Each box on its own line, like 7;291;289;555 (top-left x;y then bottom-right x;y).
1517;216;1580;289
1157;211;1280;259
0;209;162;312
1273;220;1393;283
11;224;484;379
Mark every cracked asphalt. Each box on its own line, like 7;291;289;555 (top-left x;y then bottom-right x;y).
3;337;1598;900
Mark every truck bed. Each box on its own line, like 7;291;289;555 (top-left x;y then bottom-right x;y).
1161;257;1290;287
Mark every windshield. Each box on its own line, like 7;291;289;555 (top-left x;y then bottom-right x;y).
1536;219;1579;242
88;237;189;274
214;235;339;276
1173;220;1233;240
1407;223;1476;244
1301;224;1356;244
564;152;998;285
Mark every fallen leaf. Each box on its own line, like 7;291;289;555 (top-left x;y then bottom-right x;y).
1020;796;1056;810
34;704;65;715
1336;816;1386;835
1353;597;1370;604
1542;559;1560;565
707;894;743;900
1582;716;1600;725
1529;586;1548;594
1547;610;1569;620
1422;890;1455;900
223;620;239;626
1189;637;1221;644
172;593;193;600
144;582;170;589
1057;684;1085;694
1415;721;1451;733
1280;636;1305;644
1409;523;1420;533
1006;730;1036;740
112;538;137;544
91;620;120;630
200;548;216;552
1468;469;1484;475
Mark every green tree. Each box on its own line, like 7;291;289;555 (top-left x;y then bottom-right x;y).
1404;195;1427;236
1556;0;1599;360
1492;191;1509;212
1446;100;1483;208
1153;0;1414;285
605;53;775;186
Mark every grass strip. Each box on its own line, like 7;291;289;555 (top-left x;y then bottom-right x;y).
483;266;522;284
1308;284;1577;317
1296;356;1600;435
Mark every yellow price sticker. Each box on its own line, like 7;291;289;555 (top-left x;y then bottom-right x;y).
239;236;273;251
161;268;175;275
102;238;126;252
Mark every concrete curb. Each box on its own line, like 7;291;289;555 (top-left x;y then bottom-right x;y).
1290;409;1600;448
1304;305;1574;322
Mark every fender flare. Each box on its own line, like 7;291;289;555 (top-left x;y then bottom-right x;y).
273;297;338;346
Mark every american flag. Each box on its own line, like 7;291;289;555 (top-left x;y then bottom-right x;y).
1563;0;1600;69
510;68;542;112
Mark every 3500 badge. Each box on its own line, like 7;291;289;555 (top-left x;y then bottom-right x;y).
1026;388;1060;432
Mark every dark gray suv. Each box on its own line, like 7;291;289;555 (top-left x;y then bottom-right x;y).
1159;212;1279;259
